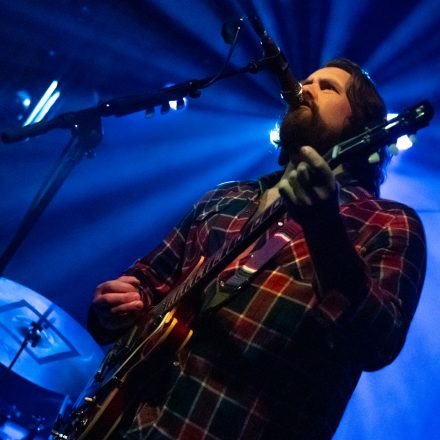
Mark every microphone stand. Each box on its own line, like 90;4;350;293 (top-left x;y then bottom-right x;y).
0;57;272;275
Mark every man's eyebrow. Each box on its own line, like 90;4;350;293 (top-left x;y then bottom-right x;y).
325;78;344;91
301;77;343;91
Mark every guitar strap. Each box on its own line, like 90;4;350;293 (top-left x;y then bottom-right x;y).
202;226;296;312
200;179;353;313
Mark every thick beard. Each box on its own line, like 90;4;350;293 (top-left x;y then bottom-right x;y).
278;102;342;166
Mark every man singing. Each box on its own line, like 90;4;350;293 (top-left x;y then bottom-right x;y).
87;59;426;439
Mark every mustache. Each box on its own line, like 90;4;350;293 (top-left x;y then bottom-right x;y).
294;97;316;111
284;97;318;121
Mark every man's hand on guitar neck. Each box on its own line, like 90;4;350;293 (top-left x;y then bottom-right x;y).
278;145;366;296
278;145;339;221
92;275;146;330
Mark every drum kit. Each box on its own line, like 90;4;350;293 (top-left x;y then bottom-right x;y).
0;277;103;439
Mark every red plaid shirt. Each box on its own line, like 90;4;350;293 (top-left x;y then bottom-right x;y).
92;172;426;439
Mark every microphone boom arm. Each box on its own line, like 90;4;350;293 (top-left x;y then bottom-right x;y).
0;51;276;274
2;57;272;144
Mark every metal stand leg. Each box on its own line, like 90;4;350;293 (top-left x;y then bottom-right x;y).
0;112;102;275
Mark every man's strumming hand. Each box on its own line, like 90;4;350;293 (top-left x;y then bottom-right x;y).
92;275;145;330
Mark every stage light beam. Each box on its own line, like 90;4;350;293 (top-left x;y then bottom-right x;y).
269;123;280;147
23;80;59;126
33;91;60;123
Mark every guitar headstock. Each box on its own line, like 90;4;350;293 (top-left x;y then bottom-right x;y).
367;134;416;164
325;100;434;168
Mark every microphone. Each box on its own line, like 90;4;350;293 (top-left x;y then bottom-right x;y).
249;16;303;108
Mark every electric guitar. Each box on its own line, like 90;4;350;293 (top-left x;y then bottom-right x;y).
51;101;434;440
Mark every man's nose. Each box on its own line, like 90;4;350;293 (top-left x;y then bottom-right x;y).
302;83;316;101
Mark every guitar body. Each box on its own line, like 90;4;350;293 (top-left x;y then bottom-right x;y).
51;251;209;440
52;305;194;440
52;254;208;439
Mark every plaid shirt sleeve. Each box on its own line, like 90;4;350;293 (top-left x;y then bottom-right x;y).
312;197;427;371
87;186;224;343
125;189;216;298
124;181;253;300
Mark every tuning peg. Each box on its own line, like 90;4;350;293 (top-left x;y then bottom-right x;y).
368;152;381;164
388;143;399;156
160;102;170;114
145;108;155;118
175;97;185;110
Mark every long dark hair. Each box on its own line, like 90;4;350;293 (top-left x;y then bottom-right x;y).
277;58;390;197
324;58;390;196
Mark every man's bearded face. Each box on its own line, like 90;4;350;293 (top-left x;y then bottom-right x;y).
278;67;353;165
278;100;344;164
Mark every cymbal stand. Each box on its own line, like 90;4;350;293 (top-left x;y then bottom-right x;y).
0;305;54;381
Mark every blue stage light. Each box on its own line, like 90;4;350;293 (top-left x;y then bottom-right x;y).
16;90;31;109
23;80;59;126
269;122;280;146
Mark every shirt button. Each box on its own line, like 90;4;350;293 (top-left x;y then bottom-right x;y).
277;221;284;226
173;361;180;367
219;280;225;288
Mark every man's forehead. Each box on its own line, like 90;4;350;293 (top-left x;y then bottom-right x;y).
303;67;351;87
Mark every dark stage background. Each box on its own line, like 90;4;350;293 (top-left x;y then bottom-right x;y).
0;0;439;438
